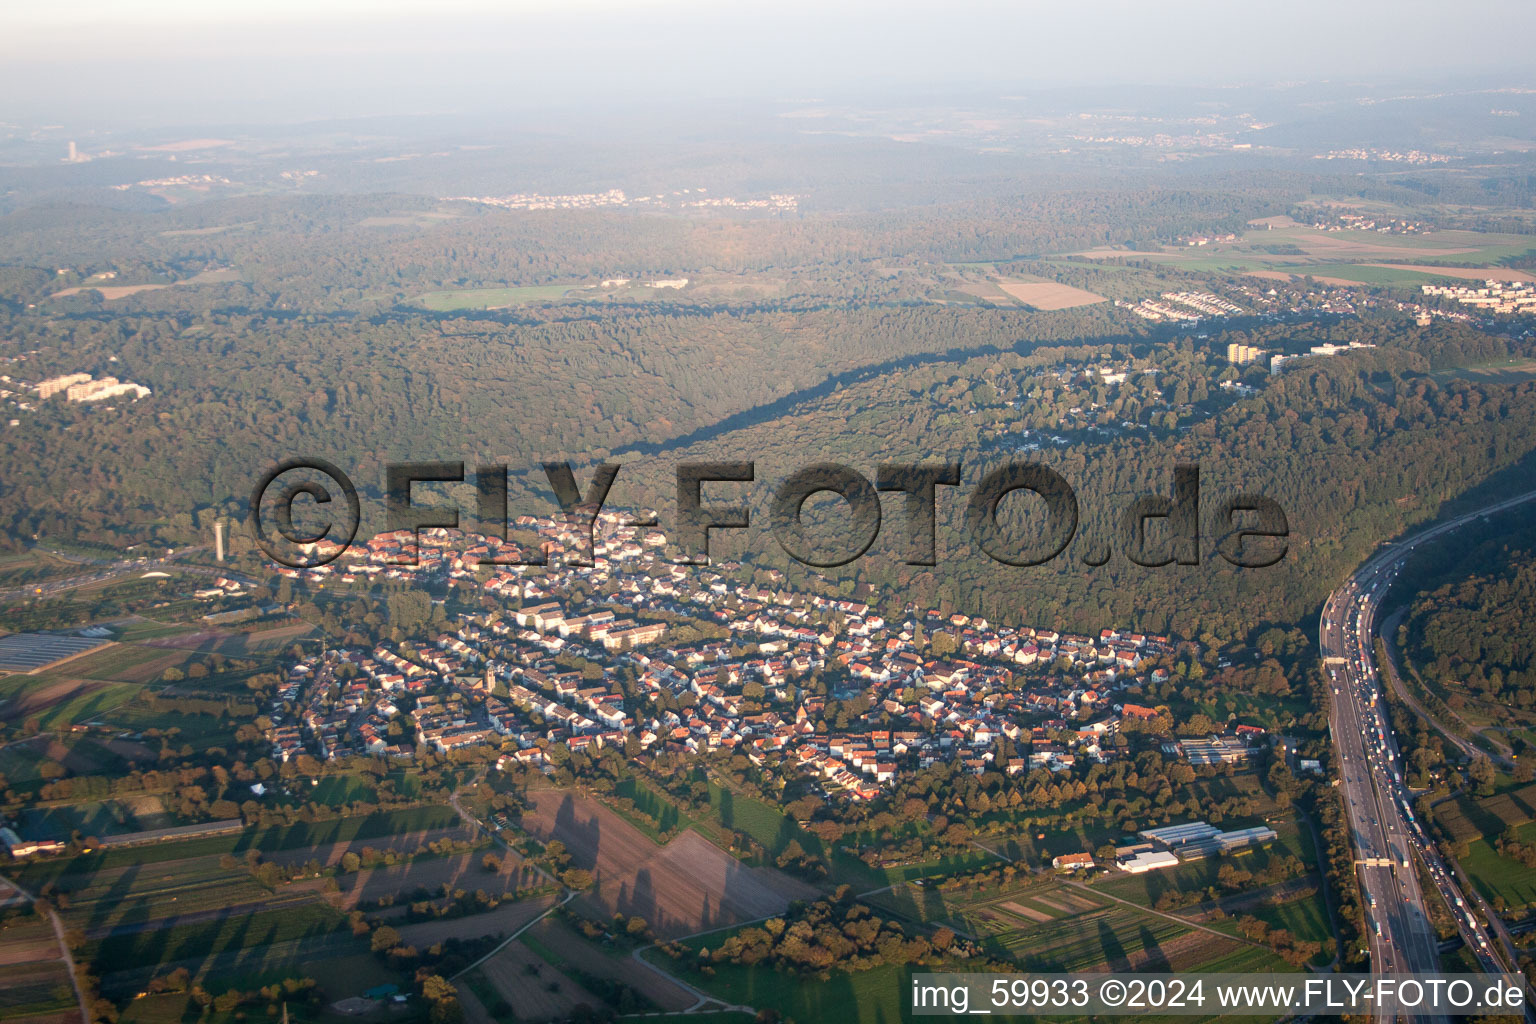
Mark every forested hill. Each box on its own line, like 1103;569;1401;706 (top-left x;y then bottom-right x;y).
3;187;1536;646
0;184;1287;312
0;302;1153;543
600;324;1536;644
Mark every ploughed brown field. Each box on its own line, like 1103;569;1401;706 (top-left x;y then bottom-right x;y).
521;790;817;937
995;279;1108;310
999;899;1051;923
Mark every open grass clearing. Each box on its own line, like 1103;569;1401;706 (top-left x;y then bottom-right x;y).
995;279;1109;310
412;285;573;310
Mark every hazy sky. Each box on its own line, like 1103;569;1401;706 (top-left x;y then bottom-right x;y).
5;0;1535;125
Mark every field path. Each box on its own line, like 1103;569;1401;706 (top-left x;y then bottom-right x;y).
628;943;742;1014
628;910;799;1015
2;874;90;1024
449;785;561;888
452;889;575;980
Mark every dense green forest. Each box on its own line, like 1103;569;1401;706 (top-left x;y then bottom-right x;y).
0;183;1287;312
1401;520;1536;708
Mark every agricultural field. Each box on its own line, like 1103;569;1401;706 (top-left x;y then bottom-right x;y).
393;893;555;947
45;858;268;936
644;952;913;1024
699;780;810;858
1202;889;1333;955
4;806;540;1003
0;959;76;1019
1073;223;1536;290
0;622;303;740
867;877;1106;937
304;774;379;807
521;915;694;1011
265;824;475;870
47;268;240;302
1360;263;1536;283
1458;818;1536;913
412;285;577;310
0;650;152;719
85;902;353;992
109;619;199;644
413;269;812;312
1433;781;1536;847
336;846;541;910
870;875;1293;974
1431;356;1536;385
13;806;463;887
0;908;61;961
355;208;466;229
518;790;817;937
133;621;314;659
463;913;693;1023
466;939;605;1024
691;778;995;889
0;907;77;1023
989;901;1208;972
0;734;144;790
994;279;1108;310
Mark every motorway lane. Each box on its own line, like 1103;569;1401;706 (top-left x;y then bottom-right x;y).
1321;488;1536;1019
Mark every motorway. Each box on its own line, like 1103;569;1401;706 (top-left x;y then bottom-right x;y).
0;545;253;602
1321;488;1536;1017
